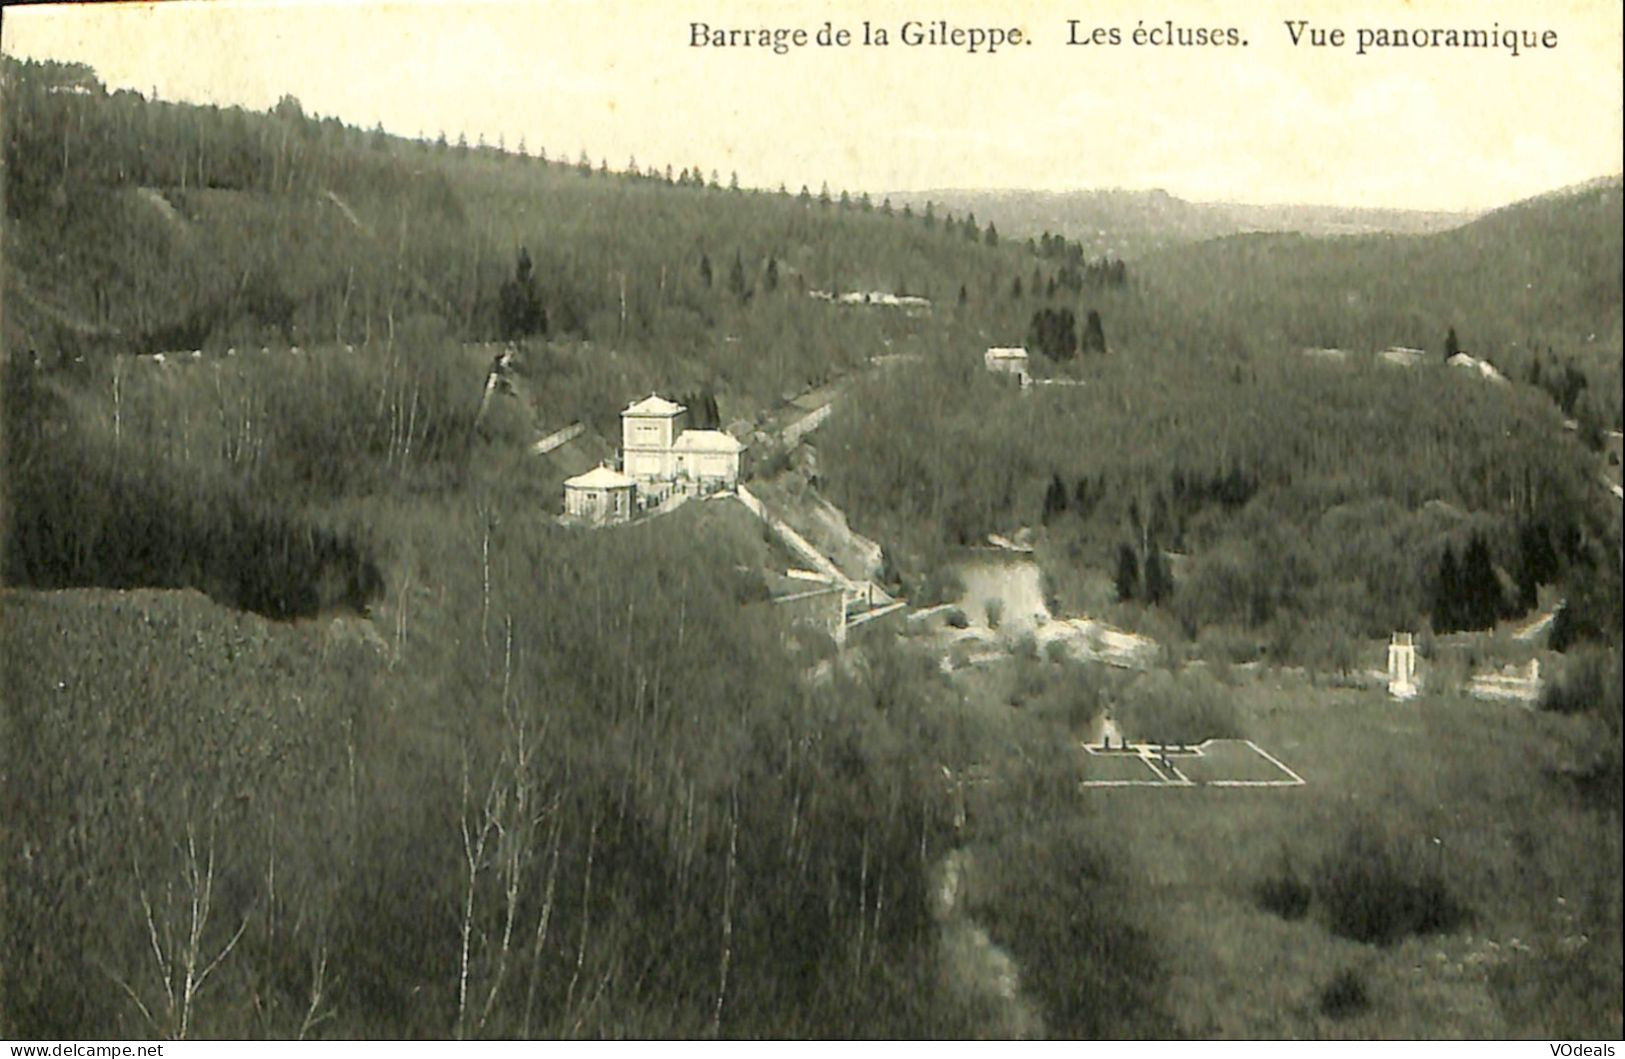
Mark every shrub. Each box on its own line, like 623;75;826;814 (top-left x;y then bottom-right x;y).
1117;667;1242;745
1542;647;1621;716
984;597;1004;630
1319;968;1370;1020
919;564;965;607
945;608;969;629
970;823;1169;1037
1315;823;1470;945
1541;648;1622;810
1254;853;1312;921
1197;623;1263;665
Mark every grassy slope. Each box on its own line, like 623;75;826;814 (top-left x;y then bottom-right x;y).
1096;675;1622;1039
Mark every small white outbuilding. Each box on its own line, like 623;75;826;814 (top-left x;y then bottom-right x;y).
563;465;636;524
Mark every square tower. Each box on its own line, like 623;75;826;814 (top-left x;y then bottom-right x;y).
620;393;687;480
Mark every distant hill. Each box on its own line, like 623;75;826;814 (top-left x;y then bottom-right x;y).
1131;177;1622;368
888;187;1474;258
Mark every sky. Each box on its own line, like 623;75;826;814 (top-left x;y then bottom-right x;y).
3;0;1621;211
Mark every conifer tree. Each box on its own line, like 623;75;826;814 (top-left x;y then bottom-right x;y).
1434;545;1461;632
1144;546;1174;605
1461;534;1502;629
497;246;546;340
1083;309;1107;354
1042;473;1069;522
1115;543;1140;602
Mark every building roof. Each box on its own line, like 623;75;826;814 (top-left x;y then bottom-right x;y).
985;346;1029;360
564;465;635;490
622;393;686;417
673;429;746;454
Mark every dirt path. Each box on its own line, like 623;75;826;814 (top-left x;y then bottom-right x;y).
1511;607;1558;642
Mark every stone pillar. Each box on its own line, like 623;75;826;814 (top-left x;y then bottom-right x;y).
1387;632;1417;699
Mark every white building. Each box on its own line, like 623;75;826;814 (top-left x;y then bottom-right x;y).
621;394;688;479
619;393;746;489
673;429;746;485
563;465;636;524
984;346;1031;386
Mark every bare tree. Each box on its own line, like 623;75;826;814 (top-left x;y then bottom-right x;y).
108;807;253;1040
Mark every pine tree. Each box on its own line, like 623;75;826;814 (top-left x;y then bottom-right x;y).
984;222;998;247
1115;544;1140;602
1042;473;1069;523
699;252;713;289
1516;521;1560;613
1461;534;1502;629
497;246;546;340
1144;546;1173;605
727;250;748;301
1434;546;1461;632
1073;475;1100;519
1083;310;1107;354
764;256;779;293
1445;326;1461;360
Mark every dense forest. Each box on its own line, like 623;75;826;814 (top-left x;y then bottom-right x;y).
821;334;1619;658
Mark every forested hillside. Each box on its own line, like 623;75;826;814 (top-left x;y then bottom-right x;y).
821;181;1623;661
0;55;1075;1040
2;55;1035;411
1134;180;1624;421
2;52;1621;1042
